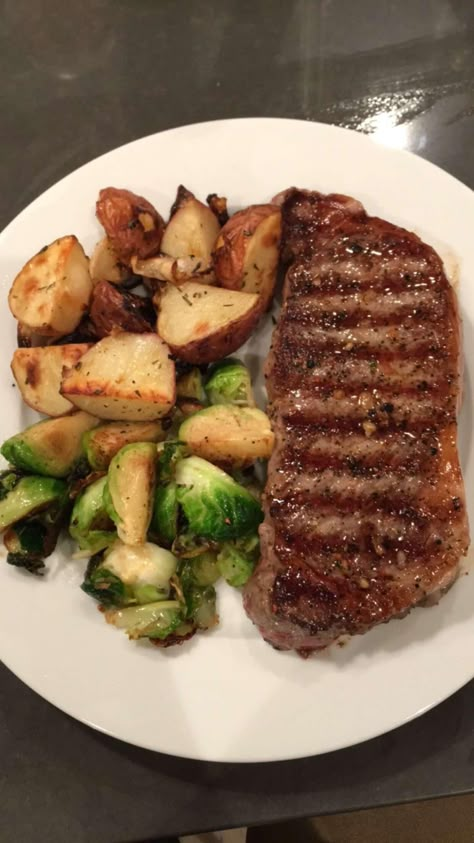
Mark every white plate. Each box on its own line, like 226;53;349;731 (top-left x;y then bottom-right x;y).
0;118;473;763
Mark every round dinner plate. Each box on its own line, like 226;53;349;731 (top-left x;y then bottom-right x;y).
0;118;473;763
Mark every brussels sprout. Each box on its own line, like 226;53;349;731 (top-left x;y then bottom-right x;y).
217;534;260;587
69;476;115;554
179;559;219;629
156;440;188;483
178;405;274;467
83;421;166;471
105;442;156;545
3;484;70;575
151;481;178;546
0;472;67;531
81;539;178;607
175;456;263;541
171;531;215;559
186;585;218;630
205;358;255;407
179;552;220;587
105;600;183;640
1;412;98;478
176;368;207;403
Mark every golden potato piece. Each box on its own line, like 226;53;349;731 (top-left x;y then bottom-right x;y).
11;344;93;417
179;405;274;467
89;237;130;285
213;205;281;310
61;332;175;421
161;185;220;267
156;281;261;364
8;235;93;337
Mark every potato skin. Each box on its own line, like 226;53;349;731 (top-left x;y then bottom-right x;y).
212;204;278;288
89;280;156;338
206;193;229;226
162;302;261;365
96;187;164;262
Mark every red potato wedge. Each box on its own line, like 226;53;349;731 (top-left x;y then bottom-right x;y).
156;281;261;364
161;185;220;276
89;281;156;338
8;235;93;337
61;332;175;421
89;236;130;285
96;187;164;262
11;344;93;417
213;205;281;311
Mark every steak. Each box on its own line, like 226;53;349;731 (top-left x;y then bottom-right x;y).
244;189;470;653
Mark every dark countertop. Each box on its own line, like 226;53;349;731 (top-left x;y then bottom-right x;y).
1;1;473;840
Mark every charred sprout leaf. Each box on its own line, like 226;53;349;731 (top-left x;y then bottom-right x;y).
67;456;92;488
105;600;183;640
0;470;22;501
81;554;130;607
175;456;263;541
205;358;255;407
6;551;46;575
69;475;115;554
151;481;178;546
3;483;71;574
81;540;178;608
171;531;215;559
217;534;259;587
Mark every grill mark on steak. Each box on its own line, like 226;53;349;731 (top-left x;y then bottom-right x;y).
244;188;469;653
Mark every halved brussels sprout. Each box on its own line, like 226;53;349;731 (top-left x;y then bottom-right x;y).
175;456;263;541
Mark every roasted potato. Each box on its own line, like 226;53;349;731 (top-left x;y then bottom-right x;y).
11;343;93;417
206;193;229;226
213;204;281;311
89;236;130;285
8;235;93;337
52;317;99;346
89;281;156;338
156;281;261;364
17;324;51;348
96;187;164;262
131;254;215;286
61;332;175;421
161;185;220;271
179;405;274;467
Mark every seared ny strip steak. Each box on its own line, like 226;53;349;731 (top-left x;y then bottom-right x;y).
244;189;469;653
